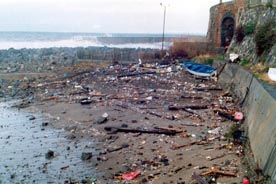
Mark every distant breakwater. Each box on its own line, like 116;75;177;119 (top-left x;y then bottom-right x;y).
0;46;161;73
97;36;174;44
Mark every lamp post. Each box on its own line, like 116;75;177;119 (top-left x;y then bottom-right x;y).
160;3;167;54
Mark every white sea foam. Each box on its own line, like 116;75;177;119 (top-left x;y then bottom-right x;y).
0;32;172;50
0;40;169;50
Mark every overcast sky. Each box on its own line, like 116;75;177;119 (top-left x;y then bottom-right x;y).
0;0;232;34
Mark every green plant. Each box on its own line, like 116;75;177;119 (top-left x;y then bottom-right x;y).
245;22;256;35
254;73;261;79
263;66;269;73
235;25;245;43
224;124;240;139
240;58;249;66
254;20;276;56
205;58;214;65
216;55;225;61
260;56;266;64
273;49;276;57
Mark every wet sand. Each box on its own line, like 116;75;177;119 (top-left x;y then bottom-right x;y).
0;101;100;183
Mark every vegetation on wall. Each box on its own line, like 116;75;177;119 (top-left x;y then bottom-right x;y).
254;20;276;56
245;22;256;35
235;25;245;43
266;2;273;8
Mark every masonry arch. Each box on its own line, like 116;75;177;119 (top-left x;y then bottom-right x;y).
221;13;235;48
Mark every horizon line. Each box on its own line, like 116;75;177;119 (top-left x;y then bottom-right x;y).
0;30;206;36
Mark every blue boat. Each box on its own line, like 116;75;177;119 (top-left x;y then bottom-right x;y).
183;61;217;77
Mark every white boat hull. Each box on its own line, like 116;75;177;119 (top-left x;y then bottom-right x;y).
185;67;217;77
268;68;276;82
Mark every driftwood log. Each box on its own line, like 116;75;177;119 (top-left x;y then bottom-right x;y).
200;168;238;177
117;71;157;78
104;126;181;135
168;104;208;110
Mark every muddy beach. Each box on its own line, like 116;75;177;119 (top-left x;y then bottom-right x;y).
0;100;102;183
0;60;255;184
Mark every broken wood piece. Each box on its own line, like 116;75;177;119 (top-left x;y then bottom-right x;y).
200;168;237;177
146;111;176;120
42;96;59;101
117;71;157;78
168;104;208;110
170;140;201;150
214;110;235;121
138;106;159;110
180;123;204;127
221;91;230;97
194;87;223;91
192;172;209;184
60;165;70;170
207;153;227;161
115;103;128;109
217;62;227;78
173;166;186;173
104;126;180;135
147;111;162;118
181;95;203;100
182;108;205;121
154;126;183;133
107;143;129;153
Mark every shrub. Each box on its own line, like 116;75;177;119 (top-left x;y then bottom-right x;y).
171;48;188;59
254;20;276;56
235;25;245;43
245;22;256;35
266;2;273;8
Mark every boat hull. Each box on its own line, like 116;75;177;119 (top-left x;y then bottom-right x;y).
268;68;276;82
184;61;217;77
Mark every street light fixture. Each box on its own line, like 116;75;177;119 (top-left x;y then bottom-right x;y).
160;3;168;54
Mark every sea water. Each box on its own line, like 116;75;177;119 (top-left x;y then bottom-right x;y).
0;32;180;50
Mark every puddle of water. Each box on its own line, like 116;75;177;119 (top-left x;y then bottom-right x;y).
0;102;99;183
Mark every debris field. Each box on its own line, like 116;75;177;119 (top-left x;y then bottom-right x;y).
11;61;251;183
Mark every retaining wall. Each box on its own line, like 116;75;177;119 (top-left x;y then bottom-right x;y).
218;63;276;181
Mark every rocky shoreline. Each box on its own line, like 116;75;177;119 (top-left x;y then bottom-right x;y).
0;47;160;73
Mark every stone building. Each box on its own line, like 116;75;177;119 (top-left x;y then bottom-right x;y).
207;0;276;48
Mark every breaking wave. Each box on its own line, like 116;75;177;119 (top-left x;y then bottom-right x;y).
0;32;172;50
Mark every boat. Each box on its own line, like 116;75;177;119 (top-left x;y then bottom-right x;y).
268;68;276;82
183;61;217;78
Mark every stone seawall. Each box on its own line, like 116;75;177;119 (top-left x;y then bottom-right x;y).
97;37;174;44
218;63;276;181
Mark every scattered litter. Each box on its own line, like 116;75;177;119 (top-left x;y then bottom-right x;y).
122;170;141;180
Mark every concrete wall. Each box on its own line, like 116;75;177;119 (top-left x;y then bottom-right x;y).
218;63;276;181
